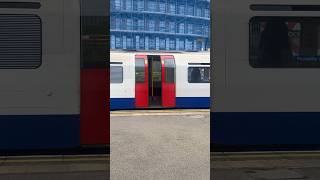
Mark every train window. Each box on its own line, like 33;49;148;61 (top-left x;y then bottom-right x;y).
188;67;210;83
111;65;123;83
0;15;41;69
164;59;175;83
81;0;108;69
250;17;320;68
135;58;145;83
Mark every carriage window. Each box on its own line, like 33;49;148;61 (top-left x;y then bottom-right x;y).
250;17;320;68
111;65;123;83
188;67;210;83
164;59;175;83
81;0;108;69
135;58;145;83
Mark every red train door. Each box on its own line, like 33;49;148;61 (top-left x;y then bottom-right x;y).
80;1;109;146
135;55;149;108
161;55;176;108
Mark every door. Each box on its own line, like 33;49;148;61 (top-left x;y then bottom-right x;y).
135;55;149;108
161;55;176;108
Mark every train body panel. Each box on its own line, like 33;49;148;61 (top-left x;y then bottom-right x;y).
175;53;210;108
110;52;135;109
0;1;80;150
0;1;80;116
212;0;320;149
111;51;210;110
0;0;109;151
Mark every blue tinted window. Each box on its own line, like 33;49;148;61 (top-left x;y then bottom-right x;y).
127;37;133;49
116;36;122;49
138;19;144;30
169;3;175;14
115;0;121;10
126;18;132;30
169;21;175;33
159;21;166;32
148;1;157;11
159;1;166;12
159;38;166;50
149;20;156;31
126;0;132;10
169;39;175;50
137;0;144;11
149;37;156;50
178;3;185;14
179;23;185;34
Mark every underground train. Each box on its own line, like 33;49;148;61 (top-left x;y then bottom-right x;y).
0;0;109;152
110;51;210;110
212;0;320;151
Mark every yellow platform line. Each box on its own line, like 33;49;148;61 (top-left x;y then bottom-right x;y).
111;109;209;117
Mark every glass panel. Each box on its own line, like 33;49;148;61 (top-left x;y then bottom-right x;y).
152;60;162;81
188;67;210;83
164;59;175;83
111;66;123;83
127;37;133;49
81;0;108;68
137;0;144;11
159;38;166;50
125;0;132;10
135;58;145;83
159;21;166;32
250;17;320;68
159;1;166;13
169;39;175;50
149;37;156;50
115;0;121;10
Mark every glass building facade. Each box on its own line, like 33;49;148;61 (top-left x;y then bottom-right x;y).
110;0;210;51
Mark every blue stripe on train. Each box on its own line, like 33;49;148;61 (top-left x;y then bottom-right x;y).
176;97;210;108
110;98;135;110
110;97;210;110
211;112;320;146
0;115;79;150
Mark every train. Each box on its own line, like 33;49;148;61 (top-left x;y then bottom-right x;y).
0;0;109;152
212;0;320;151
110;51;210;110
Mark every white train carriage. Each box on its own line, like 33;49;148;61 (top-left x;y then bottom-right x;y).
111;51;210;110
0;0;108;151
212;0;320;150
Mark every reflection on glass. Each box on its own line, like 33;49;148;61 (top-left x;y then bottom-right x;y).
135;59;145;83
250;17;320;68
188;67;210;83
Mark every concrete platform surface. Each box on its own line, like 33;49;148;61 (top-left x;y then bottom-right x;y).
111;110;210;180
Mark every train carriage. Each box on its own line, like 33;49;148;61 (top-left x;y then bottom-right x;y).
212;0;320;150
0;0;109;152
110;51;210;110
